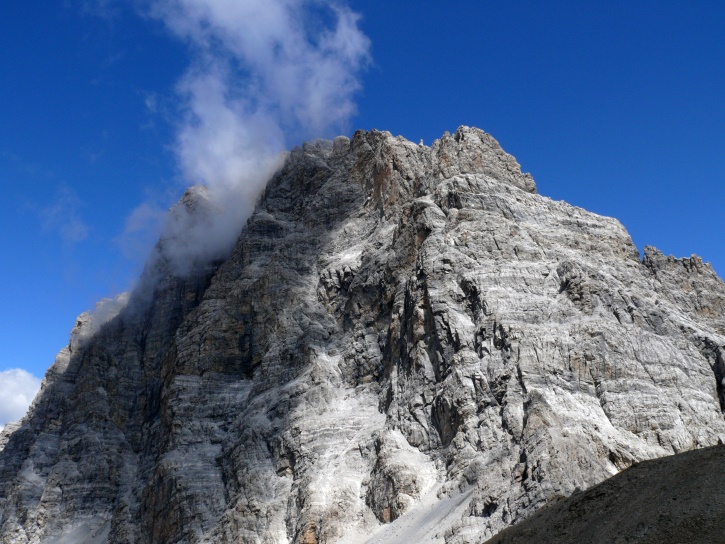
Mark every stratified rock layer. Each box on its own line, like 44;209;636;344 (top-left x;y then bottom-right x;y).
1;127;724;544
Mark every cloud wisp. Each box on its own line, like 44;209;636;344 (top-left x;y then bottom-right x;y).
40;186;90;246
133;0;370;276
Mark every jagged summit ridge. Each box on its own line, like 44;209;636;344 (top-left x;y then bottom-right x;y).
1;127;724;544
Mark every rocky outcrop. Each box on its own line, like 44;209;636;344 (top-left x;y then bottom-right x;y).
1;126;724;543
484;444;725;544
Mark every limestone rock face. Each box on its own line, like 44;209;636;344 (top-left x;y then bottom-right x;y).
1;126;724;543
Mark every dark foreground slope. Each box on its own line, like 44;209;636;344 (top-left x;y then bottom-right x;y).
1;127;724;544
486;444;725;544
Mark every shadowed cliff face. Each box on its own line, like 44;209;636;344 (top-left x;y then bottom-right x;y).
0;126;724;544
484;444;725;544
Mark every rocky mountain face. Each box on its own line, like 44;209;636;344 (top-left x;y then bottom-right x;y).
1;126;724;544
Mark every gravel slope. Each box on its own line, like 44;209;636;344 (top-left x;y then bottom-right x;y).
485;444;725;544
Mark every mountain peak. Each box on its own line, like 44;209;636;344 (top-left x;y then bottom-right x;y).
1;127;723;544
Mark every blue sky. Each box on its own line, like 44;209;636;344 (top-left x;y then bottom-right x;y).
0;1;723;421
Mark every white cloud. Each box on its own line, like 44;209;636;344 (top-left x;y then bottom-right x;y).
122;0;371;276
144;92;158;113
78;0;121;19
150;0;370;137
0;369;42;429
115;201;168;260
40;186;90;246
